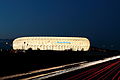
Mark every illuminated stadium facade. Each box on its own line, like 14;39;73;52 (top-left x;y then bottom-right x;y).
13;37;90;51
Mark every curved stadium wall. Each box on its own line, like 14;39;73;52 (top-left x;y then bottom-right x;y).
13;37;90;51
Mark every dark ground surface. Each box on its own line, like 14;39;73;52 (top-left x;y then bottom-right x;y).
0;50;119;77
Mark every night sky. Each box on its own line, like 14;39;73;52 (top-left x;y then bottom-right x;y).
0;0;120;49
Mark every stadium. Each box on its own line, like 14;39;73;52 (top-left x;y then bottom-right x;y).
13;37;90;51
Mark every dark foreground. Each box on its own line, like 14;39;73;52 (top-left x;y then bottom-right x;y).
0;50;119;77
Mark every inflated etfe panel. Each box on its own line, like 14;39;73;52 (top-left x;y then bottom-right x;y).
13;37;90;51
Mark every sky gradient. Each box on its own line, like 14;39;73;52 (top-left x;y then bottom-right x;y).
0;0;120;49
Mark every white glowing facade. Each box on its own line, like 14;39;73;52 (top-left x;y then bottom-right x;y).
13;37;90;51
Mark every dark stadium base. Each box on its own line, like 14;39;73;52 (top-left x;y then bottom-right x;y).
0;50;119;77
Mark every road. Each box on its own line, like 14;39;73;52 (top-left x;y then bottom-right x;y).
48;59;120;80
1;55;120;80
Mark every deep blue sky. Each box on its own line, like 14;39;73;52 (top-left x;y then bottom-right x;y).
0;0;120;49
